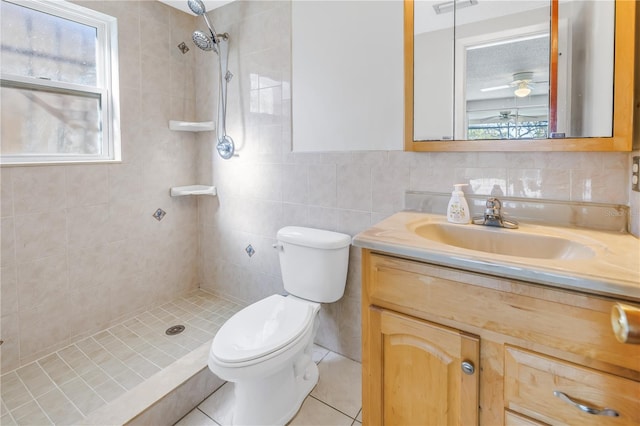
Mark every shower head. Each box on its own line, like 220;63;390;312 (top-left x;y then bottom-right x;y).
187;0;219;46
192;30;215;51
187;0;206;15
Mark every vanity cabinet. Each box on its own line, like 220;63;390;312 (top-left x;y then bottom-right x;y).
361;250;640;426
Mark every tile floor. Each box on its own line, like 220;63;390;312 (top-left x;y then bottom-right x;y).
1;291;244;426
175;345;363;426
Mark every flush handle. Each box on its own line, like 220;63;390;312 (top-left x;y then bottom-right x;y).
461;360;475;375
272;243;283;251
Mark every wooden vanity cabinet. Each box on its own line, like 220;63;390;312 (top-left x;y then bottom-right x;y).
361;250;640;426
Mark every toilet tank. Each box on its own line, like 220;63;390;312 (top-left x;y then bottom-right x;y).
276;227;351;303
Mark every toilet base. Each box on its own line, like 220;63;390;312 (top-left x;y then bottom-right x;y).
231;350;319;425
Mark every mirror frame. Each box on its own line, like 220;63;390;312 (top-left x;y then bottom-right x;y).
404;0;636;152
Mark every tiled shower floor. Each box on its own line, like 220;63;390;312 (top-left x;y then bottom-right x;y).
1;290;244;426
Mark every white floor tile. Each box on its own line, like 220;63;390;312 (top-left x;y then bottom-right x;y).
311;344;329;364
288;396;353;426
310;352;362;418
175;409;219;426
356;409;362;422
198;382;234;426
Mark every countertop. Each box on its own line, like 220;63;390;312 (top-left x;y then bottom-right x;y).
353;211;640;302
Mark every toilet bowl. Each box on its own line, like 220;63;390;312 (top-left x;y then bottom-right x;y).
208;227;350;425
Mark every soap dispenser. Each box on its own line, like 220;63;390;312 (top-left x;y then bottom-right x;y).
447;184;471;224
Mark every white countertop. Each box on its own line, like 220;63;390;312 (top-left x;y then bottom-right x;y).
353;212;640;302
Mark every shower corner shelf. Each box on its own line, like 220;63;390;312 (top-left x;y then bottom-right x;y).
170;185;217;197
169;120;215;132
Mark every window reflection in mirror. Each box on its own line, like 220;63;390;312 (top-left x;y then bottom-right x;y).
413;0;615;142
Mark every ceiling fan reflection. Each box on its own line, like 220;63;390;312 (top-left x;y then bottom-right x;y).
481;72;547;98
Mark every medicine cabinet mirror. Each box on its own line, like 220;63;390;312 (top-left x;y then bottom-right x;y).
405;0;635;152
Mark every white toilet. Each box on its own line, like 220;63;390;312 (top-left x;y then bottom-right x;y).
208;226;351;425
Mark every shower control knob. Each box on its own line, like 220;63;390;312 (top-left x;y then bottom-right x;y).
461;360;475;375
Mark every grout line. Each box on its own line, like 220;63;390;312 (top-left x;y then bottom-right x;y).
10;370;57;425
4;291;242;425
37;347;111;414
308;395;358;421
197;407;219;425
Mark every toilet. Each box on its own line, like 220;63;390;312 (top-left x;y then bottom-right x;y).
207;226;351;425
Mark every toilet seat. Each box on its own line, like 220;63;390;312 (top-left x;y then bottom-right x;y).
211;295;314;364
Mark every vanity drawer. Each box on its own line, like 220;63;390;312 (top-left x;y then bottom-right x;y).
504;346;640;425
504;410;548;426
366;252;640;374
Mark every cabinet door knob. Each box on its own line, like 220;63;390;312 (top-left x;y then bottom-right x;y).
553;391;619;417
611;303;640;344
461;360;475;375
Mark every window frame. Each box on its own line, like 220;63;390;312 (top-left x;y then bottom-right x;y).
0;0;121;165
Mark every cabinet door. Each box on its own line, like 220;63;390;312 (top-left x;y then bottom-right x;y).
366;307;480;425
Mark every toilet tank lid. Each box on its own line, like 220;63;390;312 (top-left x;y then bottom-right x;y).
277;226;351;249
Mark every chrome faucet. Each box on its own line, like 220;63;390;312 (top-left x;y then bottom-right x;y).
472;197;519;229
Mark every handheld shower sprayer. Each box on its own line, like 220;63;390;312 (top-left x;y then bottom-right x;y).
188;0;219;45
188;0;235;160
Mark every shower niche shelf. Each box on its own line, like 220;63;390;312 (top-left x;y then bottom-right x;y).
169;120;215;132
170;185;217;197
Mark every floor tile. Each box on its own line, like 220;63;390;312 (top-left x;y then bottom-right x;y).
198;382;234;426
12;402;52;426
38;353;77;386
36;388;83;425
16;362;57;398
288;396;353;426
59;377;105;416
310;352;362;418
0;372;33;411
1;413;17;426
175;408;219;426
10;400;46;424
311;344;329;364
356;409;362;422
0;291;245;424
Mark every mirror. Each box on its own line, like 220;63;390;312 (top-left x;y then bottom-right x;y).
405;0;635;151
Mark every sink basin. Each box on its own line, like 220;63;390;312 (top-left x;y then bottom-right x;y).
411;222;596;260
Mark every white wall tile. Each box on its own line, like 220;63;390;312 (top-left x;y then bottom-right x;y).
17;254;68;311
337;164;372;211
1;168;14;218
12;167;67;215
14;210;67;263
66;165;109;208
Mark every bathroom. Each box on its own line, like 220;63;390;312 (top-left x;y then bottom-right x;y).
0;0;638;425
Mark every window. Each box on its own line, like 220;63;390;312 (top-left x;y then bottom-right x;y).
1;0;120;164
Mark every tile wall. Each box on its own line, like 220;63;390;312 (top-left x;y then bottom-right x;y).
196;0;636;362
0;1;202;372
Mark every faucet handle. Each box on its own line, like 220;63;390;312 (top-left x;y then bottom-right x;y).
486;197;502;209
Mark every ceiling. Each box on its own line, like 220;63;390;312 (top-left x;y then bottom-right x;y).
158;0;233;15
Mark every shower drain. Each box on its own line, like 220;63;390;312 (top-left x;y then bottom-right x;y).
165;325;185;335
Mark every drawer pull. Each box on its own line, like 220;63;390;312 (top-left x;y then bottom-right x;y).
553;391;619;417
